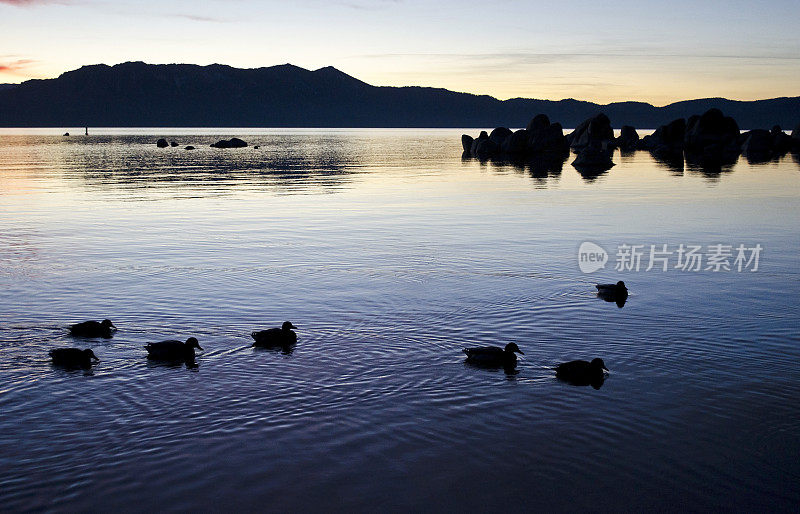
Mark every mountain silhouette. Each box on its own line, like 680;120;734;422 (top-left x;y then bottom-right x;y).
0;61;797;128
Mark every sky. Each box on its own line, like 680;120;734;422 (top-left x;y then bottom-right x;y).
1;0;799;105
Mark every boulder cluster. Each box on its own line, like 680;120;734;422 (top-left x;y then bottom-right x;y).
461;114;569;160
639;109;798;165
463;109;800;170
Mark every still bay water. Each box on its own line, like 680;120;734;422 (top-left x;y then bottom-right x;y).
0;129;798;512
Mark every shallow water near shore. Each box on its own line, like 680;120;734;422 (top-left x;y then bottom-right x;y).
1;128;799;512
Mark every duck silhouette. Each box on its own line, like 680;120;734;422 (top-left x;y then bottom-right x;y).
49;348;100;368
463;343;524;366
70;319;116;338
144;337;203;360
554;358;609;388
252;322;298;348
596;281;628;307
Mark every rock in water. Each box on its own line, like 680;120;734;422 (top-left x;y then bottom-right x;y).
684;109;740;166
529;122;569;155
638;118;685;157
526;114;551;133
156;138;169;148
501;129;529;155
616;125;639;151
740;129;773;162
489;127;512;147
461;134;474;153
211;138;248;148
770;126;792;154
473;138;499;159
567;113;614;151
792;123;800;151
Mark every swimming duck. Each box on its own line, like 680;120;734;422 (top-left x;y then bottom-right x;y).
252;322;298;347
596;281;628;299
144;337;203;360
69;319;117;338
50;348;100;368
463;342;524;365
554;358;609;384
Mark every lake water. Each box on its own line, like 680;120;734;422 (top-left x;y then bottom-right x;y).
0;129;798;512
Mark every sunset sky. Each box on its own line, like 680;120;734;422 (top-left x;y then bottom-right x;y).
2;0;799;105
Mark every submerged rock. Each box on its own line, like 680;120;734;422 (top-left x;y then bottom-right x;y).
170;141;178;147
185;146;195;150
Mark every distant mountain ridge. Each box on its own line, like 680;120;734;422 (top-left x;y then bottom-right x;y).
0;61;797;129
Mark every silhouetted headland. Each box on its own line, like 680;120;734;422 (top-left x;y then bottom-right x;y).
0;61;798;127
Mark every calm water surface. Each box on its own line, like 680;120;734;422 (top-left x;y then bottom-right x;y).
0;129;798;512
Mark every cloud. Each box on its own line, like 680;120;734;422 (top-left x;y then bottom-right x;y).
0;59;37;74
169;13;227;23
0;0;74;5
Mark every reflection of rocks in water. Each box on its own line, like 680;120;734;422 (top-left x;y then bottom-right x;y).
685;147;739;171
571;145;615;182
527;154;565;182
618;148;636;163
463;152;566;187
792;151;800;168
685;157;736;181
650;148;684;175
572;162;611;182
57;135;361;196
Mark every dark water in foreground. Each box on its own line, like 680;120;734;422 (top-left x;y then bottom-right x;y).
0;129;798;512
